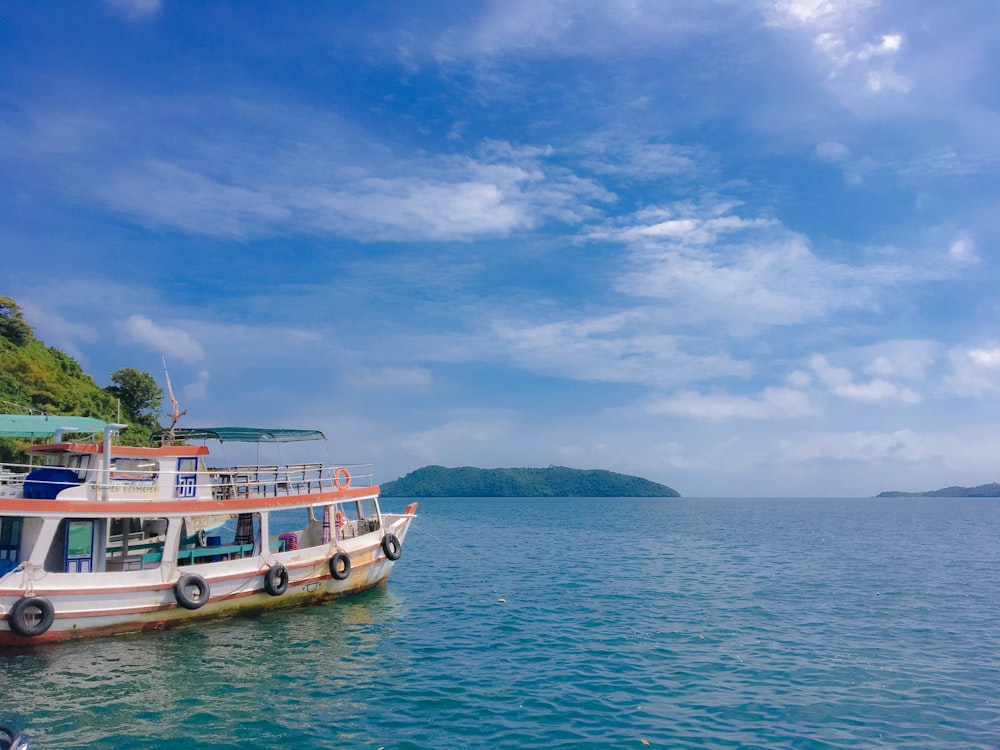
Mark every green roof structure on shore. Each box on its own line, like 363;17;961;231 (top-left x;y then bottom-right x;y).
157;427;327;443
0;414;109;438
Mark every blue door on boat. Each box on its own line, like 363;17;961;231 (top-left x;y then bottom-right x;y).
65;520;95;572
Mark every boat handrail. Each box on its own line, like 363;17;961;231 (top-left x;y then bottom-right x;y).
206;462;372;500
0;458;375;502
0;465;28;484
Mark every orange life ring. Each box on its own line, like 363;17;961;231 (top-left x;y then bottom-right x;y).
335;509;345;528
334;467;351;490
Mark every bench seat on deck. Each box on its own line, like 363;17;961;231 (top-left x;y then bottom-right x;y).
176;543;256;565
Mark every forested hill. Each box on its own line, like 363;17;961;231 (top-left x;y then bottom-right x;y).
380;465;680;497
877;483;1000;498
0;296;165;460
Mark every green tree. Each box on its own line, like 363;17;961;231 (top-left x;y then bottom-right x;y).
0;296;33;346
106;368;164;427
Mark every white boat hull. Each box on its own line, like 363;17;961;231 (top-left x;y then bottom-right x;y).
0;423;417;644
0;513;413;644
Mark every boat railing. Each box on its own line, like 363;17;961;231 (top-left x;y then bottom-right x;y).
206;463;374;500
0;459;376;502
0;465;28;492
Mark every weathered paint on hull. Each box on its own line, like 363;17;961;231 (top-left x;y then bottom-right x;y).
0;518;412;645
0;569;393;645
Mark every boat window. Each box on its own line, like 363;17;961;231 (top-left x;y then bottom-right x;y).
267;500;381;552
333;498;382;538
353;498;382;535
0;517;23;577
105;516;168;572
110;458;158;481
176;513;258;566
268;506;331;550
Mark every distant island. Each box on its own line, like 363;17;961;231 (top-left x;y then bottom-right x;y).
380;465;680;497
877;482;1000;498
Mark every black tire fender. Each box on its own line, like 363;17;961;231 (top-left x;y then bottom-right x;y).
174;573;210;610
381;533;401;561
328;551;351;581
0;723;27;750
263;564;289;596
8;596;55;638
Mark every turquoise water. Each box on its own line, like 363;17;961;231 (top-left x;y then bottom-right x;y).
2;496;1000;748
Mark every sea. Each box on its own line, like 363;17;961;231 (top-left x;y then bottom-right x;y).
2;495;999;749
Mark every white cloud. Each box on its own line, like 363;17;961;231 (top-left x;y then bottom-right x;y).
865;68;911;95
777;428;928;464
767;1;911;96
95;139;610;241
832;378;920;403
646;386;819;421
766;0;878;27
431;1;726;61
787;369;812;388
860;340;937;380
580;137;704;180
949;233;978;263
815;140;850;162
492;314;752;388
809;354;853;388
600;202;928;329
398;415;516;464
102;160;292;239
969;348;1000;367
858;33;902;60
944;344;1000;396
590;202;773;247
119;314;206;364
16;301;99;362
809;353;921;403
183;369;210;400
816;30;910;94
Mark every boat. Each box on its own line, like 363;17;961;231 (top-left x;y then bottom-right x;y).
0;415;416;643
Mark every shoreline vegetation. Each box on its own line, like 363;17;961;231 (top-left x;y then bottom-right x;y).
877;482;1000;498
0;296;165;462
380;465;680;498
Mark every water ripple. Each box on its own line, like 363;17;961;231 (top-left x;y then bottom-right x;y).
3;497;1000;748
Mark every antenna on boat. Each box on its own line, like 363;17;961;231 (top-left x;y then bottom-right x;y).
160;356;187;446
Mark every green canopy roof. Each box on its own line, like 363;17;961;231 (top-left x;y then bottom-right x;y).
155;427;327;443
0;414;109;438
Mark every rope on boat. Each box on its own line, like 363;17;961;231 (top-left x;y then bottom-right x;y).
18;563;46;596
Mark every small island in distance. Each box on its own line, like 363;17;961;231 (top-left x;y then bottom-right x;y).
380;465;680;498
877;482;1000;497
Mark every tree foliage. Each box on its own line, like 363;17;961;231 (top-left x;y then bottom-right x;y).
106;368;164;428
0;297;165;460
0;296;33;347
380;465;680;497
877;483;1000;497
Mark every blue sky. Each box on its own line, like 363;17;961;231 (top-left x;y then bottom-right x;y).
3;1;1000;496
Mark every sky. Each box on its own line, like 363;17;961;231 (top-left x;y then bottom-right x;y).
3;1;1000;496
